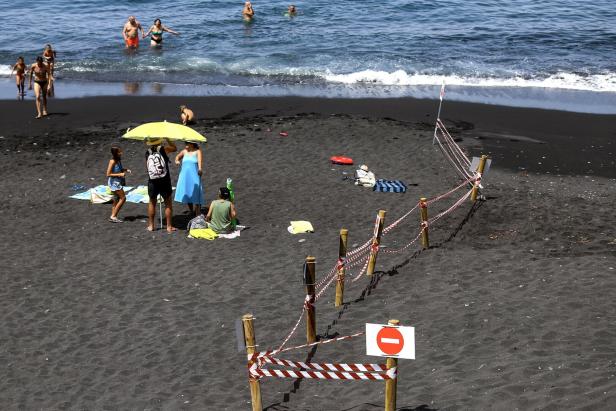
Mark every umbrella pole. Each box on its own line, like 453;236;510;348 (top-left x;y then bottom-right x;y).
159;196;163;229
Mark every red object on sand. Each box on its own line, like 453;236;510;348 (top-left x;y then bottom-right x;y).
279;131;289;137
330;156;354;165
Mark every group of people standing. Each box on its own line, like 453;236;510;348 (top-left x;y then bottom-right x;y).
122;16;179;49
107;136;236;234
11;44;56;118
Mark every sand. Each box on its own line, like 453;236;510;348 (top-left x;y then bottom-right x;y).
1;96;615;410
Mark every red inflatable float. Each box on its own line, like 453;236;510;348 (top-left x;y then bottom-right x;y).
330;156;354;165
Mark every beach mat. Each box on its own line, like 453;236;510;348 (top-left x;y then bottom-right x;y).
373;180;407;193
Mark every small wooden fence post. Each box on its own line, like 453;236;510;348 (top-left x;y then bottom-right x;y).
305;256;317;343
335;229;348;307
471;154;488;202
419;198;430;249
242;314;262;411
367;210;386;276
384;319;400;411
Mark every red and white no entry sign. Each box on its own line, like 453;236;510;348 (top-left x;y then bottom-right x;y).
366;323;415;359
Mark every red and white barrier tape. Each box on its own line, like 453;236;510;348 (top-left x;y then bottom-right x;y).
254;353;388;373
249;364;396;380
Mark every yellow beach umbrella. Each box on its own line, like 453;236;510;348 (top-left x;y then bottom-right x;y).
122;121;207;142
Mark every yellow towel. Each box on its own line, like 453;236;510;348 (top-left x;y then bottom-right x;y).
288;221;314;234
189;228;219;240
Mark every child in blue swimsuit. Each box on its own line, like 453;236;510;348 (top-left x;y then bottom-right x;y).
106;144;131;223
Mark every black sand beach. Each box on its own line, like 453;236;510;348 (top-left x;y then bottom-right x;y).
1;96;615;410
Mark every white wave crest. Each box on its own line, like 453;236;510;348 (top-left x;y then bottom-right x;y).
323;69;616;92
0;65;14;76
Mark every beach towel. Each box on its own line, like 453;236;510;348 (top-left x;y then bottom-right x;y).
125;185;175;204
188;228;219;240
218;225;247;239
373;180;407;193
69;185;134;203
287;221;314;234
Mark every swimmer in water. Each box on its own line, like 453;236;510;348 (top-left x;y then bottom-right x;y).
287;5;297;16
123;16;144;49
143;19;179;47
11;56;26;96
242;1;255;21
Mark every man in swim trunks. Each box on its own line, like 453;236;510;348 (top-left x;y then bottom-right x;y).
242;1;255;21
28;56;50;118
123;16;144;49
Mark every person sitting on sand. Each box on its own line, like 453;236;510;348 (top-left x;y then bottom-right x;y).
179;105;195;125
145;138;177;232
143;19;179;47
28;56;50;118
106;144;131;223
206;187;237;234
123;16;144;49
11;57;26;96
42;44;56;97
242;1;255;21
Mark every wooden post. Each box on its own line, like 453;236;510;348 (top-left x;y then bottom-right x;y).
242;314;262;411
304;256;317;343
419;198;430;249
471;154;488;202
335;229;348;307
384;319;400;411
367;210;386;276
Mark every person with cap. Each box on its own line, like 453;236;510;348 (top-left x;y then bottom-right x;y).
174;141;203;217
179;105;195;125
205;187;237;234
355;164;376;187
145;138;177;232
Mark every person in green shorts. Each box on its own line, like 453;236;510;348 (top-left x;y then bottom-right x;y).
206;187;237;233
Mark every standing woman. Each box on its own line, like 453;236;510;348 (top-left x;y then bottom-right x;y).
143;19;179;47
174;141;204;217
106;145;131;223
42;44;56;97
28;57;50;118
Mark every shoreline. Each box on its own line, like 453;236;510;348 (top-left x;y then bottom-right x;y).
1;78;616;115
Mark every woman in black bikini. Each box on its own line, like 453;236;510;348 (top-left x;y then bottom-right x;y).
28;56;50;118
143;19;179;47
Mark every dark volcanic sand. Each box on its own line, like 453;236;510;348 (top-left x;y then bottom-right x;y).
0;96;615;410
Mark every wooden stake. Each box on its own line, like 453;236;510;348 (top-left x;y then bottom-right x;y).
335;229;348;307
419;198;430;249
304;256;317;343
384;319;400;411
367;210;386;276
242;314;262;411
471;154;488;202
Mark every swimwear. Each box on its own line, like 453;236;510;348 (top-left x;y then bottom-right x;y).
34;80;47;88
108;161;125;192
125;36;139;48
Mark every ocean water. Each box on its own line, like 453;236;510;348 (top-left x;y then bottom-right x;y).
1;0;615;112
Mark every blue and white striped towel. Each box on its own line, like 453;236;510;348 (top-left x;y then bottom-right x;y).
373;180;407;193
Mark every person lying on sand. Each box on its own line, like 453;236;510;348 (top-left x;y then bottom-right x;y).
28;56;50;118
143;19;179;47
123;16;144;49
242;1;255;21
206;187;237;234
145;138;177;232
179;105;195;125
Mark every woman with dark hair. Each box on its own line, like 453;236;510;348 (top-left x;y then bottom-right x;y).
106;145;131;222
28;56;50;118
143;19;179;47
174;141;203;216
206;187;237;234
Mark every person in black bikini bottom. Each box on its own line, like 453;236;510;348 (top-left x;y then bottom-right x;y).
143;19;179;47
29;56;50;118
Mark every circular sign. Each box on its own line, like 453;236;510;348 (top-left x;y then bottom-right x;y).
376;327;404;355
